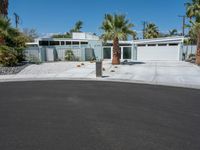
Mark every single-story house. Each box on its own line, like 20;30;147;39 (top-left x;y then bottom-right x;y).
25;32;184;62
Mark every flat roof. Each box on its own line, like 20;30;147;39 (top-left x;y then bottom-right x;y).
133;36;184;44
27;36;185;45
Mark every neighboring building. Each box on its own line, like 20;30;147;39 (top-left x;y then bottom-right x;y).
25;32;184;62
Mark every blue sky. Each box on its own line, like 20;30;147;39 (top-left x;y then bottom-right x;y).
9;0;187;36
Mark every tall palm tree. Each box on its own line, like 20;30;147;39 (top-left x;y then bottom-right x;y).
70;20;83;33
186;0;200;65
101;14;135;65
186;0;200;22
0;0;9;17
189;21;200;64
144;23;159;39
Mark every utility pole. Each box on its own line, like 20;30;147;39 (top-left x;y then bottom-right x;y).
13;13;20;28
178;15;186;36
142;21;147;39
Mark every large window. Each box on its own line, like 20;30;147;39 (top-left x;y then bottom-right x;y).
103;47;111;59
123;47;132;59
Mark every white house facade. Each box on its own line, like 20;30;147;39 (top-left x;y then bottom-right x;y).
26;32;184;62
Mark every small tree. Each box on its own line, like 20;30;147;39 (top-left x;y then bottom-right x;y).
23;28;39;42
65;50;74;61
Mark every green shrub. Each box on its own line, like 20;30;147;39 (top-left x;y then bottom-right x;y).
0;46;18;66
65;50;74;61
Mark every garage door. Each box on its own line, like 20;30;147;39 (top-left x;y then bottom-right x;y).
137;46;180;61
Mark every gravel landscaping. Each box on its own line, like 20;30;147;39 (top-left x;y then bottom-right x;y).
0;64;29;75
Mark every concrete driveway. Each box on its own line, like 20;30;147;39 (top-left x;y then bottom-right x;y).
103;61;200;88
0;61;200;89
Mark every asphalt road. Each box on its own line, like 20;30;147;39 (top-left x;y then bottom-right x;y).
0;81;200;150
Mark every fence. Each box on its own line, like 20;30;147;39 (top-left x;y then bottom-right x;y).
56;47;84;61
183;45;197;59
25;47;40;62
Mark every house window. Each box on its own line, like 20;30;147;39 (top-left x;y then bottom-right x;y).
50;41;60;46
66;41;71;45
39;41;49;46
169;43;179;46
103;47;111;59
81;42;88;45
147;44;156;46
137;44;146;47
72;41;79;45
158;44;167;46
61;41;65;45
123;47;132;59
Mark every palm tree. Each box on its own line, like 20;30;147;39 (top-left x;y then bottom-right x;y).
189;21;200;64
169;29;178;36
101;14;135;65
186;0;200;65
0;16;10;44
70;20;83;33
0;0;9;17
186;0;200;22
144;23;159;39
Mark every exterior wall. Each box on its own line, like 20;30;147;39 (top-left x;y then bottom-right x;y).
72;33;99;40
26;40;102;62
88;40;103;60
25;36;185;62
39;45;87;61
132;45;137;60
25;46;40;62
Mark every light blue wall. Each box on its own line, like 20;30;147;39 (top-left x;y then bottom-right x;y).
35;40;103;61
88;40;103;60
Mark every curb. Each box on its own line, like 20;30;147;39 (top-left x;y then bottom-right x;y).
0;77;200;90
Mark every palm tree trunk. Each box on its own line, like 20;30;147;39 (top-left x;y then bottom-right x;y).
112;36;120;65
0;36;5;45
196;34;200;65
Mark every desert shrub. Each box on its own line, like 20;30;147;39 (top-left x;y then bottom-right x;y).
0;46;18;66
65;50;74;61
27;54;41;64
0;17;28;64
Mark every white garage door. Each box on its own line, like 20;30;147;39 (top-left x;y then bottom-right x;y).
137;46;180;61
